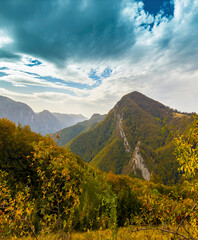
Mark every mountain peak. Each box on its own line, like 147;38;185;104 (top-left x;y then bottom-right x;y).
127;91;143;96
122;91;157;102
38;110;52;115
117;91;171;119
90;113;102;120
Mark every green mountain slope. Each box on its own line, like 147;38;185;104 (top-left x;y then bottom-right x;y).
66;91;190;184
53;113;106;146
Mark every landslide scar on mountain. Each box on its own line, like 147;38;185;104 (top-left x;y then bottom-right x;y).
122;142;151;181
116;112;131;152
114;106;151;180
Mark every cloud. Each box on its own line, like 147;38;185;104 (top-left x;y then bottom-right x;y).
0;0;136;67
0;0;198;116
81;0;198;114
0;69;77;92
0;71;8;77
0;29;13;47
0;49;21;61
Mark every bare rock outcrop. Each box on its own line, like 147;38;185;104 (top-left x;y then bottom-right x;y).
115;107;151;180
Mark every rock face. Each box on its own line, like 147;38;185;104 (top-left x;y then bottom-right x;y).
116;111;131;152
0;96;87;135
122;142;151;180
115;105;151;180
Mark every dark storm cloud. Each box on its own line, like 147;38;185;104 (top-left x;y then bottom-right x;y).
0;0;135;66
0;49;21;61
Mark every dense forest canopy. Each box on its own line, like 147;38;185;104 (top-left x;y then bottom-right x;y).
0;117;197;239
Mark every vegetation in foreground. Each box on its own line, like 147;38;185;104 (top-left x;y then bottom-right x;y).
4;226;198;240
0;116;198;239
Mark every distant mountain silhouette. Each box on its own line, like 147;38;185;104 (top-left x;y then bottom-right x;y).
0;96;87;135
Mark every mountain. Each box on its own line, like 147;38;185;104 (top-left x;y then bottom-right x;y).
37;111;87;135
53;113;87;127
53;113;106;146
66;91;190;184
0;96;87;135
37;110;63;134
0;96;40;132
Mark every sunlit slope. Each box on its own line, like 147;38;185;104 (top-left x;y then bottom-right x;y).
66;91;189;184
66;111;116;163
53;114;106;146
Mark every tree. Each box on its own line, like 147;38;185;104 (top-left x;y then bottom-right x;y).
174;116;198;191
167;115;198;238
31;139;83;239
0;170;38;239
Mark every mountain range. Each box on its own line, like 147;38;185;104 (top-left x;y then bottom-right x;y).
0;92;192;184
0;96;87;135
65;91;191;184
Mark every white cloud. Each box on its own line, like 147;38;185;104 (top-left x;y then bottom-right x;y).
0;0;198;116
122;1;154;27
0;29;13;47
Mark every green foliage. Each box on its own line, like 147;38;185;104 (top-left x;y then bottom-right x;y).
121;104;164;150
31;140;83;234
54;124;85;146
66;111;116;163
117;186;140;226
0;119;118;238
53;114;105;146
106;173;141;227
174;117;198;178
91;138;130;174
139;144;155;172
0;170;38;239
75;172;117;231
28;138;118;236
0;118;43;187
1;115;198;239
154;142;180;185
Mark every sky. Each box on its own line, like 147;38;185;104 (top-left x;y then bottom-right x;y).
0;0;198;117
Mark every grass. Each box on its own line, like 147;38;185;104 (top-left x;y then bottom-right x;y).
4;225;191;240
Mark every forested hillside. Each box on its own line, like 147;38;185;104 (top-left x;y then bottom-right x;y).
54;113;106;146
0;117;197;240
66;91;190;184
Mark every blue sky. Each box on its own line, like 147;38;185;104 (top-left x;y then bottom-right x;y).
0;0;198;117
